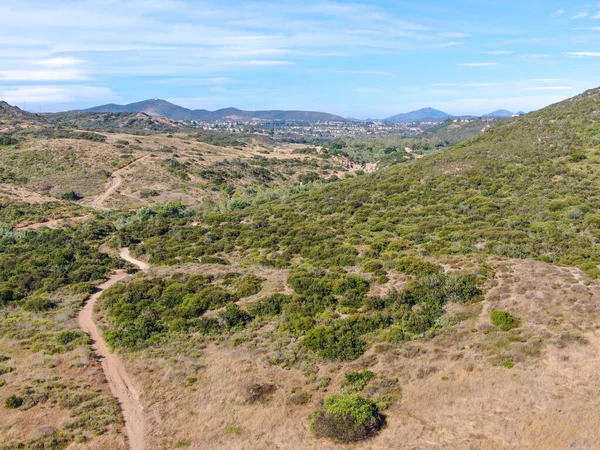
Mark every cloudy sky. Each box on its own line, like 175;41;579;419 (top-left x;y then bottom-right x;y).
1;0;600;117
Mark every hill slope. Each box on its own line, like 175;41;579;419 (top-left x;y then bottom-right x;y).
83;99;346;122
129;87;600;274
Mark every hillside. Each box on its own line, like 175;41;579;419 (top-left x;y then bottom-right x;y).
3;88;600;449
83;99;346;122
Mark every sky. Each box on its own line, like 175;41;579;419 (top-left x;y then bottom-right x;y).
1;0;600;118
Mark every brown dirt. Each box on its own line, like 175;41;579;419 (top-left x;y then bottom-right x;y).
77;249;151;450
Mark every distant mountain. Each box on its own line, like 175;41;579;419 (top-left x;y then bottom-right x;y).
384;107;452;123
483;109;514;118
82;99;345;122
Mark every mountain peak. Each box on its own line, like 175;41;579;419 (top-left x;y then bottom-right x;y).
384;107;452;123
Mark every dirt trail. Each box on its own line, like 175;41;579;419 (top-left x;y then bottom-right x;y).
78;249;150;450
92;155;150;210
119;247;150;271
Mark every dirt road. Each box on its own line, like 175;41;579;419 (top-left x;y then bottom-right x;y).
92;155;150;210
78;249;150;450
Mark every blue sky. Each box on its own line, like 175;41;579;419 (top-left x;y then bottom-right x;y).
1;0;599;118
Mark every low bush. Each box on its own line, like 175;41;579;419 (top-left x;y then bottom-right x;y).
312;394;385;443
491;311;520;331
5;394;23;408
245;383;277;404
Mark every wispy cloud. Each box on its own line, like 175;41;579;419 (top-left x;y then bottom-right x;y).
0;69;89;81
486;50;513;55
37;57;84;67
571;12;589;19
566;51;600;57
0;85;116;104
458;62;498;67
244;60;294;66
523;86;573;91
554;10;565;16
576;26;600;31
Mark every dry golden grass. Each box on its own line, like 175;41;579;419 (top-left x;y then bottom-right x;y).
0;336;127;449
112;257;600;449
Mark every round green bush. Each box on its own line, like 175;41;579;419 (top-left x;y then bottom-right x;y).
5;395;23;409
311;394;385;443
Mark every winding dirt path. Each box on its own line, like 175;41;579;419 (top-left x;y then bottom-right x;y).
92;155;150;210
78;249;150;450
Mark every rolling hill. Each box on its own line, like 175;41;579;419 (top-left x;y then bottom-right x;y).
483;109;514;118
82;99;346;122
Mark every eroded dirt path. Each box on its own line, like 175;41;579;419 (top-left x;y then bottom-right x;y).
92;155;150;210
78;249;150;450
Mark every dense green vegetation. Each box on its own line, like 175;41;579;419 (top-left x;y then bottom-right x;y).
101;272;263;349
0;224;119;306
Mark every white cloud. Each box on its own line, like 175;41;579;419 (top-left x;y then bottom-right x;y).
577;27;600;31
594;12;600;19
566;51;600;57
458;62;499;67
554;10;565;16
0;70;89;81
486;50;513;55
37;57;84;67
571;12;589;19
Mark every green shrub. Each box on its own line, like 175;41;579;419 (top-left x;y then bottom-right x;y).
201;256;230;265
60;191;83;201
218;304;253;330
0;365;14;375
490;311;520;331
57;330;86;346
23;295;57;312
234;274;265;298
312;394;385;443
5;394;23;408
303;324;366;361
343;370;375;392
248;294;292;317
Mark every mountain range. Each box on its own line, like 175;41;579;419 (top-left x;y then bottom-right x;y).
79;99;514;123
82;99;346;122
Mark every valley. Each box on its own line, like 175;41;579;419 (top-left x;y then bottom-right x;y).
1;88;600;450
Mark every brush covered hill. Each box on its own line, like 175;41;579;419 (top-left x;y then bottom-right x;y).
127;88;600;274
46;111;189;134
